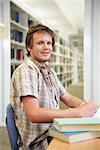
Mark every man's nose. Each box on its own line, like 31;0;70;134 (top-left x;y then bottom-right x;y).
43;43;49;48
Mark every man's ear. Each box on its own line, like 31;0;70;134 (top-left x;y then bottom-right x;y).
27;48;31;52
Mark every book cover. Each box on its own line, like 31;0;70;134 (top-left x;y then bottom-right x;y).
53;118;100;132
49;126;100;143
16;49;24;60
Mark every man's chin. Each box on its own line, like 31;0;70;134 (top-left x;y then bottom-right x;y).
42;59;49;63
36;58;47;63
42;57;50;61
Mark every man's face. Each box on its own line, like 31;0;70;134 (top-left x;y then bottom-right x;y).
28;31;53;65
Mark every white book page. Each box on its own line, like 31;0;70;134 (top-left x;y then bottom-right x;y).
92;107;100;118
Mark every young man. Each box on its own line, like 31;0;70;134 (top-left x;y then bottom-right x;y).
10;24;97;150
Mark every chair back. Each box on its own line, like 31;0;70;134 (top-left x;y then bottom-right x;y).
6;103;20;150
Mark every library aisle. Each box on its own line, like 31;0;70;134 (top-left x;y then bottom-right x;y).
1;0;100;149
0;0;84;125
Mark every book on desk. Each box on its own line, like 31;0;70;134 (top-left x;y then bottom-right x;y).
49;109;100;143
53;117;100;132
48;126;100;143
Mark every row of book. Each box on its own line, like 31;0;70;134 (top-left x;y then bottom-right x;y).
49;108;100;143
50;56;72;64
11;7;27;26
11;48;24;60
11;8;20;23
11;26;23;43
11;5;38;28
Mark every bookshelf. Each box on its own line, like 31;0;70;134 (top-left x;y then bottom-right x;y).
10;1;28;77
69;33;83;84
10;0;78;89
0;0;83;124
77;53;83;82
49;36;74;89
10;1;40;77
10;0;83;86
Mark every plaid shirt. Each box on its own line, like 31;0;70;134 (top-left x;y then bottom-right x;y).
10;57;66;149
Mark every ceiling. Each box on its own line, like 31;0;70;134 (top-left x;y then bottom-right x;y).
18;0;84;39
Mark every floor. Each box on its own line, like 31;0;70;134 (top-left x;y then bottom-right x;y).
0;82;83;150
60;82;83;109
0;126;11;150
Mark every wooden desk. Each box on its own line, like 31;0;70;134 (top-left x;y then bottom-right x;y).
47;138;100;150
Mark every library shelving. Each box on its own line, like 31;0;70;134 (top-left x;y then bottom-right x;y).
10;1;38;76
0;0;83;124
69;33;83;84
10;0;78;90
49;38;73;89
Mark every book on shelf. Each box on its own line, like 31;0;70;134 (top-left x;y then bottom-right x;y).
11;26;23;43
11;48;15;59
11;8;19;23
53;117;100;132
16;49;24;60
48;126;100;143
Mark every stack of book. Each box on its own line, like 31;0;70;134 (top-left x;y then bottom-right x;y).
49;109;100;143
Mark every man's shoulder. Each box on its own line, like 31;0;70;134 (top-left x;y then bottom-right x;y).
15;58;39;72
11;60;36;80
24;57;40;71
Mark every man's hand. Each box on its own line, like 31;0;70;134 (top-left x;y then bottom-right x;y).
76;102;98;117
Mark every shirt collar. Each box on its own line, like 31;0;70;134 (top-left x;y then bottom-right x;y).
29;56;51;73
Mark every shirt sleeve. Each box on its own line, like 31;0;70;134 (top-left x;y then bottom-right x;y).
13;64;39;99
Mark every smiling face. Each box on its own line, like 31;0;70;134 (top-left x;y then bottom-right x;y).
28;31;53;65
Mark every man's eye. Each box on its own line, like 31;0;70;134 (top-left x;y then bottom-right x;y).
47;42;52;45
37;42;43;44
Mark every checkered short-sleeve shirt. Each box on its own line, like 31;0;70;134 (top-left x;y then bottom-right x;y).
10;57;66;149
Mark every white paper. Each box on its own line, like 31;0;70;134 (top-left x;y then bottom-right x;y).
92;107;100;118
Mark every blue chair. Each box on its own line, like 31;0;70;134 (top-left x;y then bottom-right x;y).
6;103;20;150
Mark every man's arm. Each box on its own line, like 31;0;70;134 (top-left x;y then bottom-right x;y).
22;96;79;123
22;95;97;123
60;92;86;108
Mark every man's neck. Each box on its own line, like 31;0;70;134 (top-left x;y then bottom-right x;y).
29;56;48;69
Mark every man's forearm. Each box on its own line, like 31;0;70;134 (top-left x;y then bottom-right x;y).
27;107;79;123
61;93;85;108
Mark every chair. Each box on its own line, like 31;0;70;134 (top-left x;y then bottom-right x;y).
6;103;20;150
